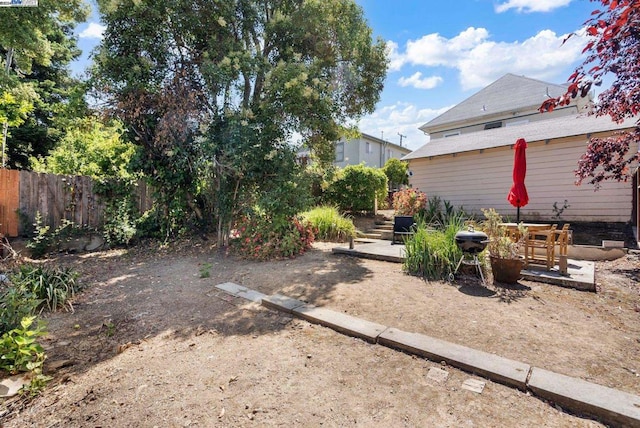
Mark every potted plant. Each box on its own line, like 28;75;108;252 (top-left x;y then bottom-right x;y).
481;208;527;284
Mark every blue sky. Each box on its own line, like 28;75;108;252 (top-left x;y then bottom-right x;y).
72;0;598;150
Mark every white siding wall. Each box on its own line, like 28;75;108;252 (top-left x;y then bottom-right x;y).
360;138;381;167
407;135;632;222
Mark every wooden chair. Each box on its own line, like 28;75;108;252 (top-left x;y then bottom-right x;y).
524;224;557;271
554;224;570;260
554;224;570;274
392;216;416;245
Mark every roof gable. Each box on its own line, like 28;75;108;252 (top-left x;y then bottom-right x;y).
420;74;570;132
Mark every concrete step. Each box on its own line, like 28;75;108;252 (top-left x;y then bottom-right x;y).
362;232;383;239
375;224;394;231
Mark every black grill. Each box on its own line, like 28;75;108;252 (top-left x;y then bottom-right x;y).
454;228;489;254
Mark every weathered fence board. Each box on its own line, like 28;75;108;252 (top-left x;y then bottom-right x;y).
1;170;153;237
0;169;20;237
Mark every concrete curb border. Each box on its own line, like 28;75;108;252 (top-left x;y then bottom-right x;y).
215;282;640;427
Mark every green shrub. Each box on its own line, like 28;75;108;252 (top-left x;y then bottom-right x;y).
26;212;52;258
26;214;88;258
403;214;466;280
0;316;47;375
325;164;387;212
300;206;355;242
10;264;80;312
231;214;315;260
382;158;409;189
103;197;138;246
421;195;468;228
392;188;427;216
0;284;41;336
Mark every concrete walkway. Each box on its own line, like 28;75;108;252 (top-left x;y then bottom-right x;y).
332;238;596;291
216;281;640;427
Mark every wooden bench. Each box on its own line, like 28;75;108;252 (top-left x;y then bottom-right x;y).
392;216;416;245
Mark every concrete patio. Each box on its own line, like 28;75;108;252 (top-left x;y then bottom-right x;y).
332;238;596;291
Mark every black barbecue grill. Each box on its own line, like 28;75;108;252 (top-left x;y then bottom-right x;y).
452;226;488;285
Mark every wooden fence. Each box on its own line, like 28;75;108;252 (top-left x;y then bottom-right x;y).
0;169;153;237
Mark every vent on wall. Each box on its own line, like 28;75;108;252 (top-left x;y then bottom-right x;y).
484;121;502;130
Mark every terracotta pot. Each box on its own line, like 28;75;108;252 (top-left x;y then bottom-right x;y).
489;256;524;284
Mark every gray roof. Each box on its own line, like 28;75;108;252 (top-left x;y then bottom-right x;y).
420;74;571;131
404;114;637;160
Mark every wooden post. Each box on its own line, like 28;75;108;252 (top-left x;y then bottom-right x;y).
559;255;568;276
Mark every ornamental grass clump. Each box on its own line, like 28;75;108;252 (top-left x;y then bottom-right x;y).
403;214;465;280
9;264;80;313
300;206;355;242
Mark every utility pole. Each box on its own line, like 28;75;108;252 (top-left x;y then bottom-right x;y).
397;132;406;147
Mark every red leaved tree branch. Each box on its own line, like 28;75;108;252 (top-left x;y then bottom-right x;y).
540;0;640;188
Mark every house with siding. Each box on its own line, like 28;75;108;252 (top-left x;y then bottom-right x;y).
297;133;411;168
403;74;638;226
334;133;411;168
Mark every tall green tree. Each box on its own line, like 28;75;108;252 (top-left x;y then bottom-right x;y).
383;158;409;190
0;0;89;168
93;0;387;245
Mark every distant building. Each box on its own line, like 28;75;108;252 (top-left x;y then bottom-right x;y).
334;133;411;168
298;132;412;168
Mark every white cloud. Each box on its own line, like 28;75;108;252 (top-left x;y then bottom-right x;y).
386;41;405;72
495;0;573;13
404;28;490;68
397;72;443;90
396;26;586;91
358;102;453;151
79;22;106;39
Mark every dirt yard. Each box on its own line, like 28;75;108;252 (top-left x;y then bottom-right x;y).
1;237;639;427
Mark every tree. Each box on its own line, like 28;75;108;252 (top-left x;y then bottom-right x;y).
0;0;89;167
539;0;640;188
382;157;409;190
3;30;89;169
92;0;387;245
30;117;135;181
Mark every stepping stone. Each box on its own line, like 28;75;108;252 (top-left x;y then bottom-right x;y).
215;282;247;296
237;289;267;303
426;367;449;385
0;375;29;398
462;378;485;394
261;294;306;313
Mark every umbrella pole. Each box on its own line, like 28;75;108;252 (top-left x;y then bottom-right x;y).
516;206;520;224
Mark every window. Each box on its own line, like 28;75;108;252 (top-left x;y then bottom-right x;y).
366;142;373;154
444;131;461;138
484;121;502;130
335;142;344;162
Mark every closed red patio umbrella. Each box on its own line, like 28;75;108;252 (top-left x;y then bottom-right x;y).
507;138;529;223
